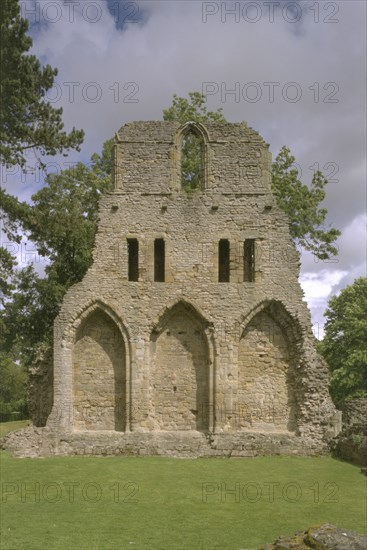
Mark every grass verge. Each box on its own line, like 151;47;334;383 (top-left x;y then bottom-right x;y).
0;447;366;550
0;420;29;439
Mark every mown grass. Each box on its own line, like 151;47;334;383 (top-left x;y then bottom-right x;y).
0;420;29;438
0;423;366;549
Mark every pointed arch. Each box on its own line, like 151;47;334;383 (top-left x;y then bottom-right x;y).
57;300;131;433
175;122;210;191
151;299;213;339
150;300;214;432
178;121;210;143
67;300;131;345
239;300;303;346
237;300;300;432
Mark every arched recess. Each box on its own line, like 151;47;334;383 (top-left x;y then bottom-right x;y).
175;122;210;192
237;301;301;432
150;301;213;431
72;302;128;432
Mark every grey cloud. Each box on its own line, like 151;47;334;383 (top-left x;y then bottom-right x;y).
6;0;366;335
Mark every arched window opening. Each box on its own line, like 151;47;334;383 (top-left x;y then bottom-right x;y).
181;130;204;191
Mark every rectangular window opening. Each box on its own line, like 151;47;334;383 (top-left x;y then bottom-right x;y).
218;239;230;283
244;239;255;282
127;238;139;282
154;238;165;282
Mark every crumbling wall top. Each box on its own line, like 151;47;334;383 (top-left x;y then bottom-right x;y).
113;120;271;194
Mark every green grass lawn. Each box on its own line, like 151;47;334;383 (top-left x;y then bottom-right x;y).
0;420;29;439
0;425;366;549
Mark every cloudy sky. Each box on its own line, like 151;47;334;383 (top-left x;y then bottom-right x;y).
3;0;366;337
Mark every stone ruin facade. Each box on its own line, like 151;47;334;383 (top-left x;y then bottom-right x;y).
6;121;342;457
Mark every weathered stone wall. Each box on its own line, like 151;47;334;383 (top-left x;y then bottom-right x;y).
73;309;126;431
341;398;367;427
150;304;209;431
237;310;297;432
1;425;330;458
28;345;53;427
333;398;367;466
39;120;339;457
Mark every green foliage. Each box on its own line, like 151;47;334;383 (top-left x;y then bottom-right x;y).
0;353;27;418
0;145;113;367
0;0;85;315
1;90;341;378
319;277;367;403
0;247;16;306
0;266;63;366
163;92;340;260
163;92;226;124
272;147;340;260
29;154;112;287
181;132;203;191
0;0;84;168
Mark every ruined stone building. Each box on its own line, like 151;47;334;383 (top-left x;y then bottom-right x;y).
27;121;341;456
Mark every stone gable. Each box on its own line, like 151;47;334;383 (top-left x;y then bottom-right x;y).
34;121;340;456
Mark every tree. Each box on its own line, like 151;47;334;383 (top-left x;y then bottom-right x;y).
0;0;84;168
163;92;340;259
0;353;27;419
28;157;112;287
319;277;367;403
0;265;62;365
1;91;341;372
272;147;340;260
0;143;114;367
0;0;85;308
163;92;226;124
0;247;16;306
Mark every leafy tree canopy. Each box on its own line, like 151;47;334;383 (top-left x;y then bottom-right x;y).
0;0;84;168
0;0;85;311
0;142;114;366
0;352;27;417
1;92;341;375
319;277;367;403
163;92;340;259
272;146;340;260
163;92;226;124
